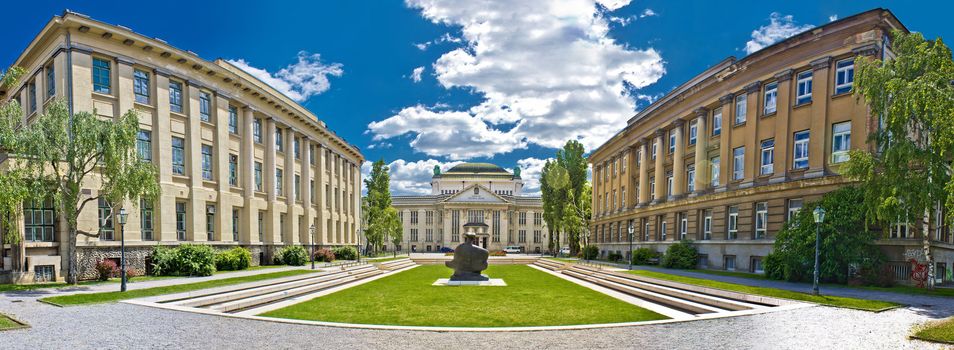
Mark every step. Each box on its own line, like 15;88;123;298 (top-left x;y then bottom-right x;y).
595;269;787;307
157;269;335;304
563;269;725;315
584;269;758;311
213;269;385;313
175;268;371;308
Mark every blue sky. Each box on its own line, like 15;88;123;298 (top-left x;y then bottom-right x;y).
2;1;951;195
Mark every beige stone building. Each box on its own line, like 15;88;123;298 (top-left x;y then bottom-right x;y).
388;163;555;254
588;9;953;284
0;11;363;282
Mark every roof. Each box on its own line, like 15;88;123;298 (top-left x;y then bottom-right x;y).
435;162;519;179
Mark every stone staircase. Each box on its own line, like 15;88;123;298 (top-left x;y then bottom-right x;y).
410;256;540;265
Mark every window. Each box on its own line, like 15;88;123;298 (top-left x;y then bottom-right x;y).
712;109;722;135
23;199;55;242
169;81;183;113
534;212;542;225
229;154;239;186
254;162;263;191
643;219;650;241
735;94;746;124
787;199;803;221
452;210;460;241
834;59;854;95
669;131;676;154
702;209;712;240
727;206;738;239
46;64;55;98
141;199;154;241
171;137;185;175
724;255;737;271
689;120;698;145
793;130;810;169
199;91;212;122
679;213;688;240
137;130;152;162
228;106;239;134
98;198;114;241
621;187;626;209
232;209;240;241
649;177;655;201
763;82;778;115
519;212;527;225
92;58;111;94
751;257;764;273
198;145;214;181
891;222;910;239
533;230;542;243
410;228;418;242
659;217;667;241
252;118;262;143
257;211;265;241
176;202;187;240
518;229;527;243
687;165;695;193
732;147;744;180
760;139;774;175
832;121;851;163
711;156;720;187
275;128;284;152
651;142;657;160
294;175;301;200
427;228;434;242
611;190;617;210
294;137;301;159
28;83;36;113
206;205;215;241
410;211;420;224
796;71;812;105
275;168;284;196
755;202;768;239
133;69;150;104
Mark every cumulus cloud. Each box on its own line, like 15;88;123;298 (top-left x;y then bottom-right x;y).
368;0;666;159
829;15;838;22
361;159;463;196
640;8;657;18
410;66;425;83
414;33;463;51
226;51;343;102
744;13;815;55
517;157;553;196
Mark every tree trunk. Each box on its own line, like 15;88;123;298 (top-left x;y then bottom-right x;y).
923;208;935;290
66;227;78;284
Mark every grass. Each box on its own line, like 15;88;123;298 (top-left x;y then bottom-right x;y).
0;313;25;330
0;266;290;292
261;265;668;327
626;270;900;311
913;317;954;344
364;256;407;263
39;269;317;306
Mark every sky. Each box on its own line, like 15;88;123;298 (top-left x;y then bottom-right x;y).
2;1;952;196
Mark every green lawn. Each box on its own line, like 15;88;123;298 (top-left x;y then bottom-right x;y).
913;317;954;344
39;269;317;306
261;265;667;327
0;313;25;330
626;270;899;311
364;257;407;263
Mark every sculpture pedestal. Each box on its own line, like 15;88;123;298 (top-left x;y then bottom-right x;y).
432;278;507;286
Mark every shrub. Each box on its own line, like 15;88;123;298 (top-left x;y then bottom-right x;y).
278;245;308;266
489;250;507;257
631;248;660;265
215;247;252;271
94;260;118;281
333;246;358;261
607;252;623;262
151;244;217;276
581;244;599;260
661;240;699;269
314;248;335;262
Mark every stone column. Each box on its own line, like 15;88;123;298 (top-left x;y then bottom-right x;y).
671;119;686;198
153;70;175;242
652;129;666;203
637;140;649;206
215;93;231;242
302;138;314;245
316;144;328;245
692;107;709;195
626;145;637;209
186;82;204;242
115;58;141;240
264;118;277;244
807;56;832;178
771;69;794;183
716;94;734;192
283;128;296;244
740;81;761;189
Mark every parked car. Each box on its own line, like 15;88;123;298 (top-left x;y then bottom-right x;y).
559;247;571;256
503;246;522;254
439;247;454;253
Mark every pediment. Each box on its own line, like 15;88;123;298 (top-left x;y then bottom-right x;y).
442;184;508;204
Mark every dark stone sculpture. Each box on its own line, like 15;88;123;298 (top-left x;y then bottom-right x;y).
445;232;490;281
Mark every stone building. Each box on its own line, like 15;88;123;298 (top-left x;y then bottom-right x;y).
588;9;953;284
388;163;555;254
0;11;363;282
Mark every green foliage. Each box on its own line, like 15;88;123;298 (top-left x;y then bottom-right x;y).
363;159;402;256
333;246;358;260
661;241;699;269
277;245;308;266
151;244;216;277
313;248;335;262
541;140;590;255
606;252;622;262
631;248;660;265
581;244;599;260
214;247;252;271
764;186;885;284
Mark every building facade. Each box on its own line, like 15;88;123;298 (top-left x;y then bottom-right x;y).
0;11;363;282
588;9;953;284
389;163;555;253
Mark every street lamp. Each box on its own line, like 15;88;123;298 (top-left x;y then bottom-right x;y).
310;224;316;270
812;206;826;296
117;207;128;292
628;222;635;271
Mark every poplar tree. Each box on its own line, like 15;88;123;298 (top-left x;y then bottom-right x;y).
363;159;400;256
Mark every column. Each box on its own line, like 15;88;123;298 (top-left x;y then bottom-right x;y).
214;94;231;242
741;81;761;188
771;69;793;183
153;70;176;242
652;129;666;203
115;58;140;239
353;162;362;244
187;82;204;241
264;118;277;244
637;140;649;205
283;128;296;244
671;119;686;198
716;94;734;191
302;138;313;245
242;107;256;243
692;107;709;195
626;145;637;209
807;56;831;178
316;144;328;245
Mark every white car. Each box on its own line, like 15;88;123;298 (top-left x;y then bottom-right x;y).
503;246;522;254
559;247;571;255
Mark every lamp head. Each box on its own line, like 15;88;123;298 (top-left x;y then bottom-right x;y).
813;207;826;224
118;207;128;225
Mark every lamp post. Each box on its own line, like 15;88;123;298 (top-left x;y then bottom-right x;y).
310;224;316;270
628;222;635;270
118;207;128;292
356;228;362;263
812;206;826;296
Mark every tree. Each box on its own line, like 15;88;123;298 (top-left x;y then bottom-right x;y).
541;140;590;255
363;159;400;256
0;72;160;283
384;207;403;257
843;30;954;289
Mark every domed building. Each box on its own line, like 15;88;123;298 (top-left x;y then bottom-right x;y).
389;162;556;254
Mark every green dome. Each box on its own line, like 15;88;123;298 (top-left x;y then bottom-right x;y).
444;163;510;174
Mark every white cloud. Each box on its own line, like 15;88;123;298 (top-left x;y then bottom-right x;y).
517;157;552;196
369;0;665;159
361;159;463;196
410;66;425;83
640;8;657;18
226;51;343;102
414;33;463;51
829;15;838;22
744;13;815;55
